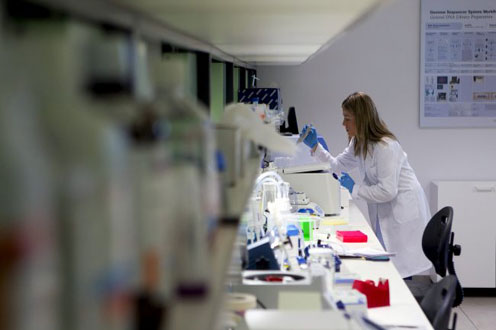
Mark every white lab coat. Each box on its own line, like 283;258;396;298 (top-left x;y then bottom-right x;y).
314;137;432;278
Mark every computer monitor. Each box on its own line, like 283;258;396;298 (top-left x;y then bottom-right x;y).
280;106;299;135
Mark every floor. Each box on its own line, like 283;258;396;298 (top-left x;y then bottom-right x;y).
406;277;496;330
451;297;496;330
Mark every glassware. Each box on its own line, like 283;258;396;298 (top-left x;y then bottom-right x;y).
307;247;336;289
261;182;277;231
247;197;264;243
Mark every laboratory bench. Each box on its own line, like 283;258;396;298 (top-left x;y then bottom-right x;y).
334;203;433;329
225;200;434;330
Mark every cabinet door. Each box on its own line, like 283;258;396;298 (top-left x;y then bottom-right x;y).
437;181;496;288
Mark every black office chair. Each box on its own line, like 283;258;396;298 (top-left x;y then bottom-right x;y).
420;275;458;330
407;206;463;307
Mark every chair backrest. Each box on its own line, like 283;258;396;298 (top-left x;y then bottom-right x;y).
422;206;453;277
420;275;457;330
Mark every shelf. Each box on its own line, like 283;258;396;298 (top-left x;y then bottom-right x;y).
15;0;253;67
1;5;261;329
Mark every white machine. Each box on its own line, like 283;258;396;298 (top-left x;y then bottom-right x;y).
274;135;341;216
232;271;332;310
281;169;341;216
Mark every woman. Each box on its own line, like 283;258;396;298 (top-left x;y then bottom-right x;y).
300;92;431;278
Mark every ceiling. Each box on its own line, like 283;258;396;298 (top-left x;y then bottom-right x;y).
117;0;390;66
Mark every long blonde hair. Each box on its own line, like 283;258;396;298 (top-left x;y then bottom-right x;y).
341;92;396;159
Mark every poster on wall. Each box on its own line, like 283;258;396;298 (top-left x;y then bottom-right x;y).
420;0;496;127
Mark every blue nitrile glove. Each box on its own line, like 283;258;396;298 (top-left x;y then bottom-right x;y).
300;124;318;149
339;172;355;194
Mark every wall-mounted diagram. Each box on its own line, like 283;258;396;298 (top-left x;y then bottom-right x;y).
420;0;496;127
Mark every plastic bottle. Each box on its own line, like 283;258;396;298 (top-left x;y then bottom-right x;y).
0;28;60;330
83;28;170;330
127;109;169;330
251;97;259;111
12;21;137;330
149;55;221;299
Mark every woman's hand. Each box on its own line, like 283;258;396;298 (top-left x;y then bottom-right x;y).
300;124;318;149
339;172;355;194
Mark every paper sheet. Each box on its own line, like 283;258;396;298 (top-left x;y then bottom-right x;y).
346;247;396;257
321;218;349;226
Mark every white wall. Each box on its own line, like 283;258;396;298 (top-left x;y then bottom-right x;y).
258;0;496;213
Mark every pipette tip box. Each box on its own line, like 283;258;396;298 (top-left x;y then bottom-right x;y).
336;230;367;243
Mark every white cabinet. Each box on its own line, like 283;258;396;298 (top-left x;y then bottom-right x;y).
433;181;496;288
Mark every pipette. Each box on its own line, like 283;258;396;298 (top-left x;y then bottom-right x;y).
296;124;313;144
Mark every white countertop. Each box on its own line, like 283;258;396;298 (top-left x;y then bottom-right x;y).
317;201;434;329
228;199;434;330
